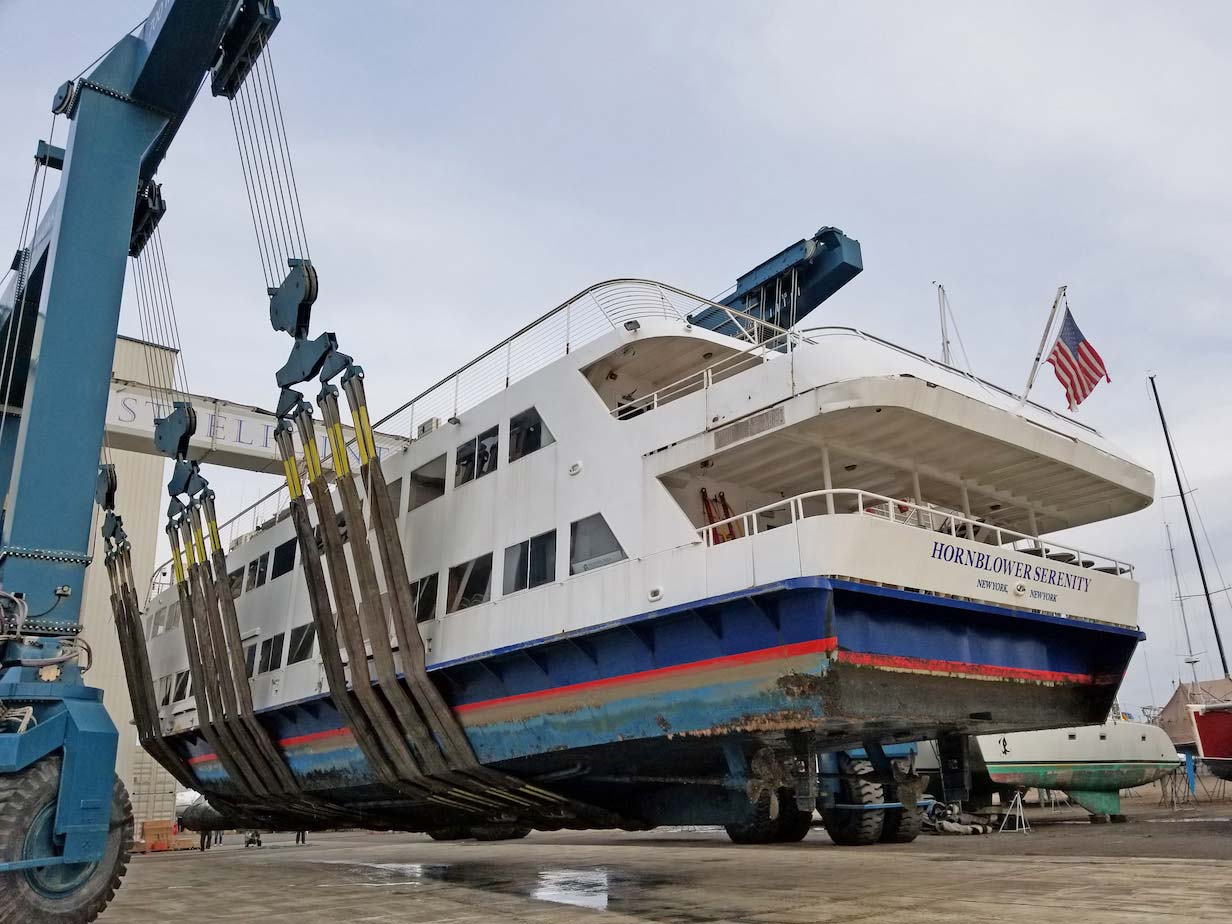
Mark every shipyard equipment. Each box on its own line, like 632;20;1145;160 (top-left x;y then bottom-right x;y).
0;4;283;921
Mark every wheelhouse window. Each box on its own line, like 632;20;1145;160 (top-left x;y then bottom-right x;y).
159;676;172;707
386;477;403;515
509;407;553;462
287;623;316;665
503;530;556;594
447;553;492;613
569;514;626;574
408;455;447;510
164;604;181;633
246;551;269;591
455;426;499;487
411;572;439;623
228;568;244;600
149;607;167;638
271;538;296;580
244;643;257;679
172;671;190;702
258;632;285;673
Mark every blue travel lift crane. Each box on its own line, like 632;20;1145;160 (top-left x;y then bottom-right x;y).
0;4;280;921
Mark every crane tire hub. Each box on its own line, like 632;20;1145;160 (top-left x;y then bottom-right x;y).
0;755;132;924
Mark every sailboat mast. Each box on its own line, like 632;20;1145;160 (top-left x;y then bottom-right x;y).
1149;374;1230;677
935;283;954;366
1165;522;1201;686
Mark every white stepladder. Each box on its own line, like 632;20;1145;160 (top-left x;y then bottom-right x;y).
998;790;1032;833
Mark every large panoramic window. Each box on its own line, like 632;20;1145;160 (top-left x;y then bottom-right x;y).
447;553;493;613
569;514;626;574
411;572;439;623
408;455;447;510
508;407;554;462
503;530;556;594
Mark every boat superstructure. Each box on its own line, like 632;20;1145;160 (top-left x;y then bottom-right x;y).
143;274;1152;835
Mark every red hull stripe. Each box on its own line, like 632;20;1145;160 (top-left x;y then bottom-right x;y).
453;636;838;715
184;640;1102;765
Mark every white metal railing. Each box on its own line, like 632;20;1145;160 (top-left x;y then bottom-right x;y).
611;330;803;417
371;279;792;440
697;488;1134;577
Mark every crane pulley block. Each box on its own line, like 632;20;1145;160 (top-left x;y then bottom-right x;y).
211;0;282;100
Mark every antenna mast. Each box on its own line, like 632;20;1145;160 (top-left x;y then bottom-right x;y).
1149;374;1229;677
934;282;954;365
1165;522;1202;687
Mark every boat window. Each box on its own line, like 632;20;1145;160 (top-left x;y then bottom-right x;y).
164;604;180;633
455;426;499;487
173;671;190;702
1067;733;1077;740
271;538;297;580
411;572;439;623
259;632;286;673
336;511;349;545
287;623;316;665
408;455;447;510
228;568;244;600
386;477;403;515
509;408;554;462
159;676;172;707
447;553;493;613
150;607;168;638
569;514;626;574
243;643;257;679
503;530;556;594
246;551;270;591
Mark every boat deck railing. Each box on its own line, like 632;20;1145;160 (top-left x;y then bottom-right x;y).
373;279;795;441
697;487;1134;577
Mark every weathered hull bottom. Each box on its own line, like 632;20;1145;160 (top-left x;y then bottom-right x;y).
174;578;1140;829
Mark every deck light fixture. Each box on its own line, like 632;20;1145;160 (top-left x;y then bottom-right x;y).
624;320;641;332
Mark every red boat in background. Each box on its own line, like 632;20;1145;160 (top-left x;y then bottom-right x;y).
1189;702;1232;781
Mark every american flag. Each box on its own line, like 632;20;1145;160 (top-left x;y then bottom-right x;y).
1046;309;1109;410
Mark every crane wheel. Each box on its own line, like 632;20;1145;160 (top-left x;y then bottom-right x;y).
0;755;132;924
819;755;885;846
725;790;812;844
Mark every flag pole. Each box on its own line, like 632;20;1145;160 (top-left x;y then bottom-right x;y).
1016;285;1066;410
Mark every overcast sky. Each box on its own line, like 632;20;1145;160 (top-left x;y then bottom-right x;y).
3;1;1230;714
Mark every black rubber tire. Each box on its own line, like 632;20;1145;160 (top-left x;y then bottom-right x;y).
879;795;924;844
820;756;885;846
0;755;132;924
773;802;814;843
426;827;470;841
725;791;812;844
469;823;531;842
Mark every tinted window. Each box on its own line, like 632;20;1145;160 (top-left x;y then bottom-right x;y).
259;632;285;673
228;569;244;600
411;572;438;623
509;408;554;462
503;530;556;594
386;478;402;515
569;514;626;574
287;623;316;665
244;643;257;679
271;538;296;580
447;553;492;613
173;671;190;702
455;427;499;487
408;455;447;510
245;552;269;591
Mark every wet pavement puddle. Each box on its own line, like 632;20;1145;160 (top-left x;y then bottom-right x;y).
321;859;664;912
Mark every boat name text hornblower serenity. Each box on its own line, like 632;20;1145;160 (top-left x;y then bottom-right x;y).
929;540;1093;596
